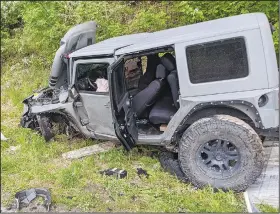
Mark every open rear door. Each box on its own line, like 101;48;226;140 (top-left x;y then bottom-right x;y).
108;56;138;151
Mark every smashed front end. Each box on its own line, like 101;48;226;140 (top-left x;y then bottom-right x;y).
20;21;97;141
20;86;76;141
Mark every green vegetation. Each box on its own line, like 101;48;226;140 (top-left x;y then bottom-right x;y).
1;1;279;212
1;129;247;212
257;203;279;213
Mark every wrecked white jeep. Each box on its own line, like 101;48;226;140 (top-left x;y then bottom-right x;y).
21;13;279;191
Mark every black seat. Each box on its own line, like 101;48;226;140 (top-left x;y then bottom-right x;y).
160;53;176;72
149;96;177;124
132;64;169;118
161;52;179;108
138;54;161;90
149;53;178;125
167;70;180;108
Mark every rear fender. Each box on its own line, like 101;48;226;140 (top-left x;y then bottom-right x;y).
167;100;262;146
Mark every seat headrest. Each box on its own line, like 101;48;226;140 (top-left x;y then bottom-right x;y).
156;64;168;79
160;53;176;71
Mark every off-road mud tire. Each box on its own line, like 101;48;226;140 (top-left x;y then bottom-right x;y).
159;151;187;182
179;115;264;192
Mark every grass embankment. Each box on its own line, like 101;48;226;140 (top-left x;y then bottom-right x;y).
1;57;278;212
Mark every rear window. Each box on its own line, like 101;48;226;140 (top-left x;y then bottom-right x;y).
186;37;249;84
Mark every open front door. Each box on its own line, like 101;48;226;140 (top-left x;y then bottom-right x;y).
108;56;138;150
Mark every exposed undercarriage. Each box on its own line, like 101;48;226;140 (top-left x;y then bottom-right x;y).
20;86;81;141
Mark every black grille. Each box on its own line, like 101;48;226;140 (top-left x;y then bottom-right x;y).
186;37;249;84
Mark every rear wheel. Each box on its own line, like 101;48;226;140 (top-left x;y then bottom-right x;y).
178;115;264;192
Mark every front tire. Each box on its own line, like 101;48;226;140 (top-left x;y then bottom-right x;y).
179;115;264;192
36;114;54;142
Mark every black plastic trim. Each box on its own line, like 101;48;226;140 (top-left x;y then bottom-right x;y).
171;100;263;142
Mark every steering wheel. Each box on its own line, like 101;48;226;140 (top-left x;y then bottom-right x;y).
87;77;97;91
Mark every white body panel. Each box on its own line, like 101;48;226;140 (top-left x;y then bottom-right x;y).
175;29;269;97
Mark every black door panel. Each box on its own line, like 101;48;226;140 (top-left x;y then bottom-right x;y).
125;106;138;140
108;56;138;150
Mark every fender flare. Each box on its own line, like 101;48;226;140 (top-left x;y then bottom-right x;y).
170;100;263;143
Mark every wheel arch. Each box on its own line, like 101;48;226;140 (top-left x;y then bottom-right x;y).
47;111;81;133
171;102;263;144
186;105;258;127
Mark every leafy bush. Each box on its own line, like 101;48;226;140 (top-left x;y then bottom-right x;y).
1;1;278;65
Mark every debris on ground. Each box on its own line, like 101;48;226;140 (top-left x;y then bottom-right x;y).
8;145;21;153
62;141;119;159
14;188;51;211
158;151;188;182
1;200;80;213
100;168;127;179
118;192;124;196
137;168;149;178
1;132;9;141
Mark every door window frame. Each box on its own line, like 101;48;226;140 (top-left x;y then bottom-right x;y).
71;58;114;95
